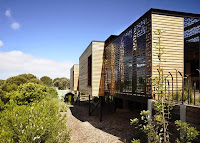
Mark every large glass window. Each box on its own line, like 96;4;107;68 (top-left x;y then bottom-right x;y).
184;17;200;89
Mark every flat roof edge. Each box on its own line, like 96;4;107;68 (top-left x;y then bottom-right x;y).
151;8;200;18
79;41;105;59
105;8;200;48
91;40;104;43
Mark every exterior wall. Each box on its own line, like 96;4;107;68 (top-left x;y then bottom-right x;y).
79;44;92;95
70;66;73;90
104;13;151;97
104;12;185;99
70;64;79;91
79;41;104;96
77;9;199;103
151;14;184;97
92;42;105;96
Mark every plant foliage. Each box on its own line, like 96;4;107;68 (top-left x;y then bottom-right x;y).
0;73;70;143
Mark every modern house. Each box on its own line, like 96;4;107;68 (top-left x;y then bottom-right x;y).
72;8;200;106
70;64;79;92
104;8;200;103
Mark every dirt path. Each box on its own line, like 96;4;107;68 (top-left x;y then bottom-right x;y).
67;107;122;143
66;102;145;143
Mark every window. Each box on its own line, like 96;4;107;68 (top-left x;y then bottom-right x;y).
88;55;92;86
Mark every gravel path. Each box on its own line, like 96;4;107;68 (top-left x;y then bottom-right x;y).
67;108;121;143
66;102;145;143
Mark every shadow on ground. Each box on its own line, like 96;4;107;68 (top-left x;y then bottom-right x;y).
70;101;147;143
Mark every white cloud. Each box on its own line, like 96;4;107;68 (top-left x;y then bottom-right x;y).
0;51;74;80
5;9;21;30
11;22;20;30
0;41;4;47
5;9;11;17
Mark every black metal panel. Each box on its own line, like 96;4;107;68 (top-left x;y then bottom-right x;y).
104;13;151;98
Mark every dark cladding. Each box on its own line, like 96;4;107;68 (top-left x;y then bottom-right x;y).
104;8;200;98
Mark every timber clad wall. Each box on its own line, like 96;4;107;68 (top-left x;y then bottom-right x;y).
79;41;105;96
70;64;79;91
70;66;73;90
92;42;105;96
152;14;184;93
79;44;92;95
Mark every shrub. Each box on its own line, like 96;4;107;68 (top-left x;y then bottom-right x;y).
0;99;70;143
48;88;58;99
175;120;199;143
9;83;48;105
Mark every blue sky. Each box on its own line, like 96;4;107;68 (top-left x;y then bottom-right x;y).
0;0;200;79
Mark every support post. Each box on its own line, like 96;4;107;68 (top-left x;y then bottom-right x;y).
182;76;184;104
188;79;190;104
178;71;184;104
89;95;91;116
194;82;196;105
100;96;102;122
165;78;167;99
172;78;174;101
180;105;186;122
78;92;80;106
169;72;173;101
114;97;116;113
148;99;155;143
161;69;163;98
180;104;186;143
175;69;178;101
168;80;170;100
157;69;160;100
148;99;154;124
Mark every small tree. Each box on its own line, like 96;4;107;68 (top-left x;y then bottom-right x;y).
53;77;70;90
40;76;53;87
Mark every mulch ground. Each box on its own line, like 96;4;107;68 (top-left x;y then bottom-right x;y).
66;101;147;143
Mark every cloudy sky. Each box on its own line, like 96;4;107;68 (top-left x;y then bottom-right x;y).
0;0;200;79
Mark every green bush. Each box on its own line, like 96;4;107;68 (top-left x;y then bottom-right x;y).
48;88;58;99
0;99;70;143
0;74;70;142
1;83;18;92
0;79;5;86
175;120;199;143
8;83;48;105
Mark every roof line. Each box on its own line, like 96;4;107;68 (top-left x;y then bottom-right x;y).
79;41;104;59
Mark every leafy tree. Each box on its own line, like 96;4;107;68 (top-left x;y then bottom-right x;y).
53;77;70;90
1;73;42;93
0;80;5;86
5;73;40;85
5;76;27;86
40;76;53;87
53;77;60;83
